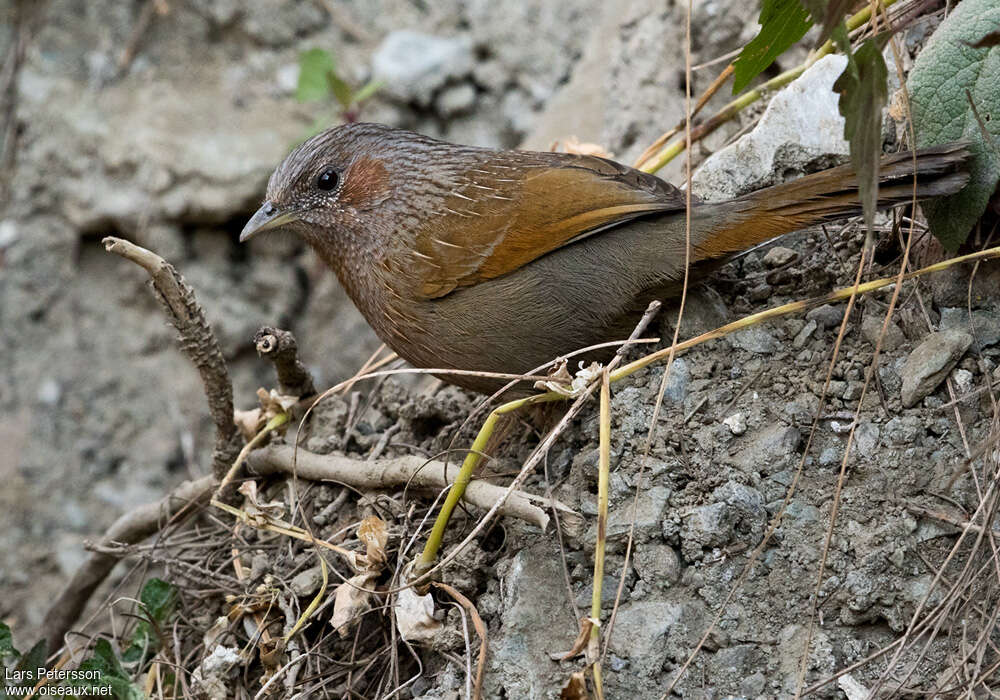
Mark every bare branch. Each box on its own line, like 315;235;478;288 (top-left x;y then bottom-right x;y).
103;236;241;478
246;444;579;531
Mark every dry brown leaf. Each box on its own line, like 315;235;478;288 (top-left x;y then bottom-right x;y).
357;516;388;572
561;671;591;700
330;571;377;638
395;586;442;642
257;387;298;422
234;388;297;441
553;617;595;661
201;616;230;650
233;407;263;440
535;361;602;397
258;637;285;669
237;481;286;524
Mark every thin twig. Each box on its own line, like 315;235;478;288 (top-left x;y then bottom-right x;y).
637;0;900;174
432;582;487;700
119;0;169;73
247;444;574;530
42;476;214;650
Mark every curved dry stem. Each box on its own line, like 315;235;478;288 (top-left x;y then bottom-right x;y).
103;236;240;478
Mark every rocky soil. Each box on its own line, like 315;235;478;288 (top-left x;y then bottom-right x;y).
2;0;997;697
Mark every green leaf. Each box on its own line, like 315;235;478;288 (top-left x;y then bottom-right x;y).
11;639;48;688
833;37;889;231
122;578;177;664
733;0;813;93
139;578;177;623
909;0;1000;249
0;622;19;666
328;71;354;110
82;640;128;680
352;80;383;105
296;48;337;102
72;639;145;700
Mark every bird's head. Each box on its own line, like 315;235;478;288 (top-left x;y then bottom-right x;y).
240;122;405;247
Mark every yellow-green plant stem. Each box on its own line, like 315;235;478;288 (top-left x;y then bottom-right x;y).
589;372;612;699
415;243;1000;574
285;554;328;641
415;392;564;574
639;0;898;175
214;412;290;497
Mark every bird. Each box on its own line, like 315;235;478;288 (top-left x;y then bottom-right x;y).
241;122;968;394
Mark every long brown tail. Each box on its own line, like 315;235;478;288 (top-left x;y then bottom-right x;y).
693;143;971;260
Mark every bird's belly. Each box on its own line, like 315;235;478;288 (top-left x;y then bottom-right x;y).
385;222;688;393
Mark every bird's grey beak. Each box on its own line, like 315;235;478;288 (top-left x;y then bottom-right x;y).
240;202;300;242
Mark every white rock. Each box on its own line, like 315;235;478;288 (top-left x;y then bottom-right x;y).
436;82;477;116
37;379;61;406
953;368;974;395
0;220;18;248
372;30;473;104
275;62;300;94
692;54;850;202
723;412;747;435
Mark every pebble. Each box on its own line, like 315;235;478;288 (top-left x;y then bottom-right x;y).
37;378;62;406
952;368;974;395
853;421;880;456
860;313;906;351
633;543;682;586
900;329;972;407
749;424;802;462
783;500;820;522
435;82;478;116
723;412;747;435
249;553;270;582
274;62;299;94
806;303;846;329
792;319;817;348
729;327;780;354
749;283;773;301
712;481;765;517
818;447;840;466
291;566;324;597
608;601;685;676
0;220;18;248
785;392;821;425
660;358;690;403
762;246;797;268
843;381;864;401
605;485;671;540
682;502;734;549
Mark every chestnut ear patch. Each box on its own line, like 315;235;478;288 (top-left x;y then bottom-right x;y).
339;156;390;209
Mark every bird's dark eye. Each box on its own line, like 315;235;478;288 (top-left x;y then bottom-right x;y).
316;169;340;191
